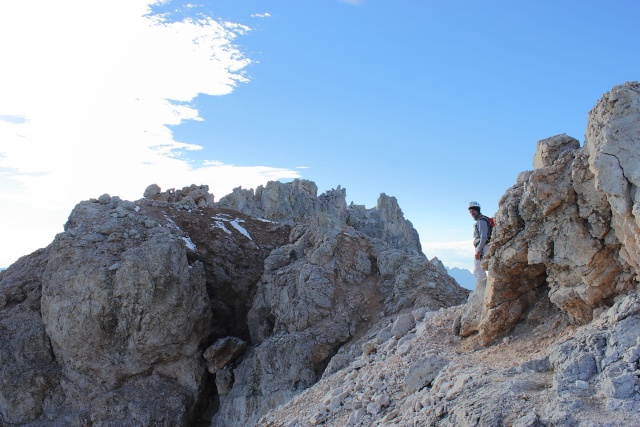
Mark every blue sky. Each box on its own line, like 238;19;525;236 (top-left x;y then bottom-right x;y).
1;0;639;272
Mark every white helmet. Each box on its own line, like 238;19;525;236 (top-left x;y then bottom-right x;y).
468;201;481;210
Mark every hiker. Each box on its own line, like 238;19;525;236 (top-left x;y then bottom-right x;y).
468;201;490;286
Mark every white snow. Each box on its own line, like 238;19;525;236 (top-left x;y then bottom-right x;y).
182;236;196;251
163;214;179;229
212;214;233;220
255;217;274;223
211;216;253;240
213;220;233;235
229;219;252;240
135;206;140;212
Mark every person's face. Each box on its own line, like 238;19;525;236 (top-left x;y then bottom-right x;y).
469;209;479;219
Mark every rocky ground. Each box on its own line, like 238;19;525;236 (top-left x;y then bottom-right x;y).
259;295;640;427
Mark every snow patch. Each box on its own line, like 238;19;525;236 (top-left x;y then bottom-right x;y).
255;217;274;223
211;216;253;240
163;214;179;229
182;236;196;251
229;219;252;240
213;221;233;235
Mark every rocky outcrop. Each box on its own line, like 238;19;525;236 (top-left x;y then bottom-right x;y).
0;180;466;426
218;179;423;255
461;82;640;345
212;191;466;426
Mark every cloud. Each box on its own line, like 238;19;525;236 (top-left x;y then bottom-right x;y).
0;115;28;125
251;12;272;18
0;0;299;267
423;240;475;271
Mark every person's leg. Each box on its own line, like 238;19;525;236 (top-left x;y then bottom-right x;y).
473;257;487;287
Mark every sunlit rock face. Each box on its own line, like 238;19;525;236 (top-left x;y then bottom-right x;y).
461;82;640;345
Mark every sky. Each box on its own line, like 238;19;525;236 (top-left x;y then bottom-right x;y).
1;0;639;272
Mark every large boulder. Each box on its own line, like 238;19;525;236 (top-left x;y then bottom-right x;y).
40;197;213;424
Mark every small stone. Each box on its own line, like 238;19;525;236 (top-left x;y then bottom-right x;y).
366;401;381;415
362;341;377;356
575;380;589;390
98;193;111;204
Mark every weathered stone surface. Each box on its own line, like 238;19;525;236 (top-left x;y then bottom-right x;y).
218;179;423;254
429;256;448;276
42;208;211;395
532;134;580;169
209;184;467;426
0;179;466;427
391;312;415;338
403;354;448;393
459;277;487;337
584;81;640;274
143;183;215;209
463;82;640;345
0;248;61;425
203;337;247;374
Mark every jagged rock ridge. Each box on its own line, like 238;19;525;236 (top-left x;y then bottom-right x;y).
0;179;467;426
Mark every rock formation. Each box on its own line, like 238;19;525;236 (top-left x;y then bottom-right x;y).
1;81;639;427
0;179;467;426
460;81;640;345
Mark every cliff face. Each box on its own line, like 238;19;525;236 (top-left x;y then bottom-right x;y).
0;180;467;426
461;82;640;345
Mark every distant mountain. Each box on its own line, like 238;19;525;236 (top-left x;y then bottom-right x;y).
447;267;475;290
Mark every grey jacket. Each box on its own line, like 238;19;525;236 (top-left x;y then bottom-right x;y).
473;215;490;253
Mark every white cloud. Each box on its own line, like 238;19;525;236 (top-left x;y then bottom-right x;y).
251;13;272;18
423;240;475;271
0;0;300;268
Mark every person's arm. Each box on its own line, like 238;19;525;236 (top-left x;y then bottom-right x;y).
476;218;488;256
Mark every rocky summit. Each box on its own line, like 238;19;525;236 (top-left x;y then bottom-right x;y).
1;81;640;427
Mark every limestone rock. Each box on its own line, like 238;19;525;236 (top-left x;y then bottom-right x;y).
403;354;448;393
1;178;466;427
532;134;580;169
203;337;247;374
143;183;215;208
218;179;423;254
0;248;61;425
462;82;640;344
429;257;448;276
214;203;467;426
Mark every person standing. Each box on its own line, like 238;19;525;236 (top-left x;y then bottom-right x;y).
468;201;490;286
